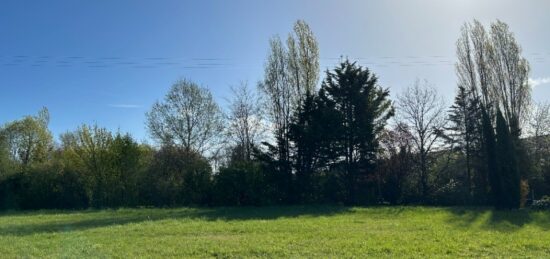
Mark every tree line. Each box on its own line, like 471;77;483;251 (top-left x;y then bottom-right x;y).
1;19;549;210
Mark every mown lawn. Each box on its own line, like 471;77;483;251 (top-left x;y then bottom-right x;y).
0;206;549;258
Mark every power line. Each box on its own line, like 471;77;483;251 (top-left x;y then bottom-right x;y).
0;52;548;70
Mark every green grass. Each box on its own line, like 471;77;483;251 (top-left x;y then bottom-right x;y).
0;206;549;258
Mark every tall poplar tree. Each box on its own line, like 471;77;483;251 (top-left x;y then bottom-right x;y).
259;20;320;202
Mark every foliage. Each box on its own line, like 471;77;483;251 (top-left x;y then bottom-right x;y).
0;19;546;211
494;111;521;209
0;107;53;168
447;84;484;200
0;135;15;178
531;196;550;210
258;20;320;204
288;92;332;202
317;60;394;204
213;161;266;205
143;146;212;206
286;19;320;103
525;102;550;198
455;19;533;208
377;124;414;204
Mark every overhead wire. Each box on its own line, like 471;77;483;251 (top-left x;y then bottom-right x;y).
0;52;548;70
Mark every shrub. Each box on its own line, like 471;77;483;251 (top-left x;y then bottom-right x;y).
531;196;550;210
0;168;88;210
0;173;23;210
321;170;347;204
213;161;266;206
430;179;469;206
144;146;212;206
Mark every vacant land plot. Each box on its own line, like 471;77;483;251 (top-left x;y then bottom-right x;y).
0;206;549;257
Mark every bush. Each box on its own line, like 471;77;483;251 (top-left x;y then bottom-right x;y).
430;179;469;206
531;196;550;210
0;168;88;210
321;170;347;204
213;161;266;206
21;169;88;210
143;146;212;206
0;173;23;210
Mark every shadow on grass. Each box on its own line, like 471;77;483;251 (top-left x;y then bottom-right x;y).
0;205;351;236
2;205;549;236
444;207;550;232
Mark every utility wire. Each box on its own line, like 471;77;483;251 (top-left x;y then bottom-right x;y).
0;52;548;69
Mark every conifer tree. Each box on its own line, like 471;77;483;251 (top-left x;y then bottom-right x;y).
448;85;483;199
481;108;499;207
495;110;521;209
317;60;394;204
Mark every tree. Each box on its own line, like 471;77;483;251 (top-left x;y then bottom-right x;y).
60;124;114;207
225;82;266;162
397;80;447;199
107;133;145;206
447;84;483;199
213;161;266;206
258;36;294;202
527;102;550;158
0;133;15;178
479;108;498;204
60;125;151;207
0;107;53;168
144;146;212;206
526;102;550;197
318;60;394;204
258;20;320;202
488;21;531;138
455;20;492;112
288;92;333;202
455;19;531;149
495;111;521;209
146;79;224;156
378;123;414;204
455;19;531;207
286;19;320;106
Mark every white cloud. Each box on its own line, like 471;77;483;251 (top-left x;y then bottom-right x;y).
529;77;550;88
108;104;141;108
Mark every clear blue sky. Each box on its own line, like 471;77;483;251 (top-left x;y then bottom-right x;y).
1;0;549;142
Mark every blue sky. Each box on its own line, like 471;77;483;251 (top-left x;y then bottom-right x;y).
1;0;549;142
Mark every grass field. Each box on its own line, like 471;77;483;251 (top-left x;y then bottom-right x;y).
0;206;549;258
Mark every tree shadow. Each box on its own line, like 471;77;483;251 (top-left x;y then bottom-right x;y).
3;206;548;237
0;205;351;237
444;207;550;232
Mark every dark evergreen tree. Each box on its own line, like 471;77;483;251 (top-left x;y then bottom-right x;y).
289;92;341;202
317;60;394;204
495;111;521;209
447;84;483;201
289;93;320;202
481;108;499;207
257;138;294;203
